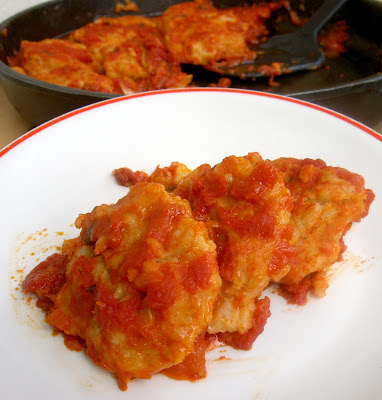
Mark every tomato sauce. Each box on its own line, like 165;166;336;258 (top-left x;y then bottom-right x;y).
217;297;271;350
319;20;350;58
63;333;86;352
278;275;313;306
162;333;207;381
22;253;68;296
181;252;216;294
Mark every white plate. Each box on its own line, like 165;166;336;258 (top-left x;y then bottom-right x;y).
1;88;381;400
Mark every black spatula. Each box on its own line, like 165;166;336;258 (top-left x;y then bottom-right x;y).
210;0;350;79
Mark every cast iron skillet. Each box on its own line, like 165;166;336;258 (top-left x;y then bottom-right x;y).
0;0;382;128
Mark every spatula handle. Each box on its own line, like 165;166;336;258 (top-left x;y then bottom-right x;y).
302;0;349;37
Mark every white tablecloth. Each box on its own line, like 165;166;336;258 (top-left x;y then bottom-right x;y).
1;0;45;22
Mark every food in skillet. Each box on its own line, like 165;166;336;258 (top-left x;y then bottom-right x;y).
68;15;192;93
8;0;303;94
161;0;289;68
9;14;192;95
115;0;140;14
9;39;118;94
22;152;374;390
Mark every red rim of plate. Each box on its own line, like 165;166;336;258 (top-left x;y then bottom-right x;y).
1;88;381;159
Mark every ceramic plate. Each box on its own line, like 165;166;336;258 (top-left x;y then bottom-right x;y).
1;88;381;400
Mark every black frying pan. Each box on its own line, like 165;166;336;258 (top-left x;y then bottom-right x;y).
1;0;382;128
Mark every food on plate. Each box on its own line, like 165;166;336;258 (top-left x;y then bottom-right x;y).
22;152;374;390
9;0;353;94
273;158;375;304
113;161;192;191
173;153;294;337
23;182;221;390
115;154;375;306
